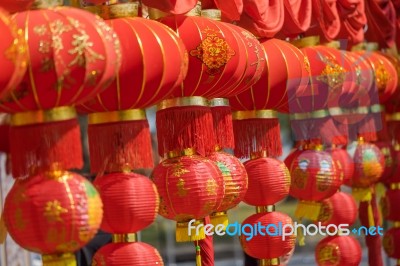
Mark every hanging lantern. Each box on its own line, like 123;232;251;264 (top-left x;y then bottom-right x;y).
207;151;248;226
151;154;223;242
78;6;188;173
285;148;342;220
383;227;400;265
329;147;354;185
93;172;159;234
240;211;295;264
243;157;290;206
3;171;103;263
317;192;358;227
93;242;164;266
381;188;400;222
315;235;362;266
1;6;120;178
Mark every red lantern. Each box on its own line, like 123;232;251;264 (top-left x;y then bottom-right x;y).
151;154;223;242
315;236;362;266
382;148;400;186
207;151;248;225
93;172;159;234
383;227;400;263
374;141;395;182
317;192;358;226
381;188;400;222
285;148;342;220
93;242;164;266
0;0;34;13
78;12;188;173
4;171;103;260
0;8;27;99
329;147;354;185
243;157;290;206
1;7;120;178
240;211;295;261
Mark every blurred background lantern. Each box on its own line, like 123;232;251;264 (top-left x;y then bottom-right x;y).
78;4;188;173
92;242;164;266
207;151;247;227
3;171;103;264
328;147;354;185
317;191;357;227
240;211;295;265
381;188;400;222
383;227;400;265
315;235;362;266
285;148;342;221
151;153;223;242
0;5;120;178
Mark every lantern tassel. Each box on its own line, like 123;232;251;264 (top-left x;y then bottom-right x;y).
352;187;372;202
195;242;202;266
0;214;7;244
42;253;76;266
176;220;206;242
294;201;322;221
210;105;234;149
297;220;306;247
210;211;228;230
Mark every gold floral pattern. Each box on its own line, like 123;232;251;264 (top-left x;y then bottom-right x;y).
190;27;235;75
317;55;347;89
176;178;188;197
317;243;340;265
206;178;218;196
375;62;391;92
43;200;68;223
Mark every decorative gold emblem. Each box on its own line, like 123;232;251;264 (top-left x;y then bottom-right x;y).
317;243;340;265
206;179;218;196
172;163;190;177
190;27;235;75
317;202;332;222
176;178;188;197
43;200;68;223
317;55;347;89
293;159;309;189
375;61;391;92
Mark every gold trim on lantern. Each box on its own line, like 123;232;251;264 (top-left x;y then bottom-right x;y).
32;0;63;9
11;106;77;126
167;148;196;159
328;107;370;116
201;9;221;21
176;219;205;242
322;41;340;49
158;96;209;110
351;42;366;51
365;42;379;51
386;112;400;121
112;233;137;243
84;2;139;19
69;0;80;7
289;109;330;120
148;8;170;20
390;183;400;190
185;1;202;17
394;222;400;228
209;98;229;107
251;150;269;159
88;109;146;125
370;104;384;113
256;205;275;213
232;110;277;120
291;36;320;48
259;258;280;266
42;253;76;266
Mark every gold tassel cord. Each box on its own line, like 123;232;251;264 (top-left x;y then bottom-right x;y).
195;241;202;266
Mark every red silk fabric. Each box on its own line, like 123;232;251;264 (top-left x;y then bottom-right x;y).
336;0;367;46
202;0;243;21
306;0;341;42
280;0;312;37
142;0;198;15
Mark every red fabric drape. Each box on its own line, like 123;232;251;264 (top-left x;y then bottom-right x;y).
364;0;397;49
305;0;341;42
336;0;367;47
359;193;384;266
142;0;198;14
202;0;243;21
392;0;400;49
194;216;214;266
237;0;284;38
279;0;312;37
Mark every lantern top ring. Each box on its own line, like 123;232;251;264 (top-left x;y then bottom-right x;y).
370;104;384;113
232;110;278;120
259;258;280;266
201;9;221;21
158;96;208;110
291;36;320;48
386;112;400;121
84;2;139;19
112;233;137;243
88;109;146;125
11;106;76;126
209;98;229;107
289;109;329;120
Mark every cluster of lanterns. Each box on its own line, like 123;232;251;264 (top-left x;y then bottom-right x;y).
0;0;399;266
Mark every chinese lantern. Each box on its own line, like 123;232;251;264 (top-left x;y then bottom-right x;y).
374;141;395;182
4;171;103;263
329;147;354;185
317;192;357;227
381;188;400;222
285;148;342;221
93;172;159;234
93;242;164;266
151;154;223;242
0;6;120;178
207;151;247;226
240;211;295;264
243;157;290;206
78;6;188;173
315;235;362;266
383;227;400;265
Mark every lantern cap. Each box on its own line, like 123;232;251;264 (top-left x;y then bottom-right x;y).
88;109;146;124
232;110;278;120
291;36;320;48
322;41;340;49
10;106;76;126
112;233;137;243
201;9;221;21
158;96;208;110
209;98;229;107
84;2;139;19
32;0;63;9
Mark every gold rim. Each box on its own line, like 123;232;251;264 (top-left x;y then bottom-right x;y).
289;109;330;120
112;233;137;243
88;109;146;124
232;110;277;120
256;205;275;213
84;2;139;19
387;112;400;121
209;98;229;107
259;258;280;266
11;106;76;126
201;9;221;21
291;36;320;48
158;96;209;110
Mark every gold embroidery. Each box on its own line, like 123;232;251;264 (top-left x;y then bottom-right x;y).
176;178;188;197
172;163;189;177
44;200;68;223
69;33;105;67
316;55;347;89
206;179;218;196
39;40;51;54
33;25;47;36
317;243;340;265
40;57;55;72
304;56;311;73
375;61;391;92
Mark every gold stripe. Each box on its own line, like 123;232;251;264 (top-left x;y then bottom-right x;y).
11;106;76;126
42;253;76;266
88;109;146;124
289;109;329;120
201;9;221;21
148;8;169;20
256;205;275;213
167;148;196;159
394;222;400;228
291;36;320;48
322;41;340;49
387;112;400;121
259;258;280;266
112;233;137;243
209;98;229;107
232;110;277;120
329;107;370;116
390;183;400;190
370;104;384;113
158;96;208;110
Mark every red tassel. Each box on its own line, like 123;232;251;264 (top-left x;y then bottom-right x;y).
233;118;282;158
88;120;153;174
156;106;215;157
210;106;234;150
10;119;82;178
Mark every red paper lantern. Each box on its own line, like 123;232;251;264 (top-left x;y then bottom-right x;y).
317;192;358;226
375;141;395;182
207;151;248;223
329;148;354;185
93;172;159;234
0;0;34;13
243;157;290;206
151;154;223;241
381;189;400;222
0;8;27;99
4;171;103;256
92;242;164;266
383;227;400;262
240;211;295;260
346;141;384;188
315;236;362;266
